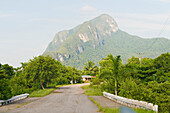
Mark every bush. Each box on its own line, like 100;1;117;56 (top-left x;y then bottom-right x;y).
101;79;115;94
119;79;170;113
91;78;100;85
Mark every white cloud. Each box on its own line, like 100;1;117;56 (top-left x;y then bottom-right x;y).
79;5;103;21
80;5;103;19
81;5;97;12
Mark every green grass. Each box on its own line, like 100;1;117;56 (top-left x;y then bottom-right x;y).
54;83;84;88
21;102;29;106
134;108;155;113
83;85;155;113
89;97;119;113
81;85;103;96
103;107;120;113
89;96;154;113
29;88;55;97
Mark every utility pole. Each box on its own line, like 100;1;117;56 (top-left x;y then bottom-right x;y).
137;53;144;67
99;66;100;75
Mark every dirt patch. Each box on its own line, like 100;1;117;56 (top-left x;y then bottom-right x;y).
90;96;123;108
52;91;63;93
0;97;40;113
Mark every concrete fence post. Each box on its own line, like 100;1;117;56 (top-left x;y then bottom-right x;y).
153;105;158;112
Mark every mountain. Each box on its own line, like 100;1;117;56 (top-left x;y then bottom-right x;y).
43;14;170;69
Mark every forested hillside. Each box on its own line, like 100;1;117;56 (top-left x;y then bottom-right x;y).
44;14;170;69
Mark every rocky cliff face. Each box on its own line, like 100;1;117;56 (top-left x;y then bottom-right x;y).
44;14;119;62
45;14;118;52
43;14;170;69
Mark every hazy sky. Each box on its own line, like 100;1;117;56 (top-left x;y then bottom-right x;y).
0;0;170;67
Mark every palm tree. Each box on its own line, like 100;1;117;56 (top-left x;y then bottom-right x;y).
83;61;95;75
102;54;121;96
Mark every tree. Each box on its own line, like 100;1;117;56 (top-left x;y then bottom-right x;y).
10;74;27;96
23;55;61;90
1;64;14;78
127;56;140;66
83;61;96;75
100;54;121;95
0;68;11;100
153;52;170;82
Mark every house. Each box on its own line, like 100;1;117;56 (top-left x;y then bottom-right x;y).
81;75;92;81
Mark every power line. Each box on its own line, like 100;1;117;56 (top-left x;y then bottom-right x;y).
158;14;170;36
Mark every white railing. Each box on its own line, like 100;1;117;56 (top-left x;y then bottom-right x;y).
0;93;29;106
103;92;158;112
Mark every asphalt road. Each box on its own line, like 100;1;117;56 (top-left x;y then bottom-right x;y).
6;83;99;113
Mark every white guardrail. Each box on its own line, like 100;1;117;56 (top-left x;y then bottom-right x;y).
103;92;158;112
0;93;29;106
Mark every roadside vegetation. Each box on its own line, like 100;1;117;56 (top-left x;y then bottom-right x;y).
81;85;102;96
0;55;82;100
29;88;56;97
82;52;170;113
134;109;155;113
0;52;169;112
89;97;119;113
84;85;155;113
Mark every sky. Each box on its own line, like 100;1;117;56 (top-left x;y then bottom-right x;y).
0;0;170;67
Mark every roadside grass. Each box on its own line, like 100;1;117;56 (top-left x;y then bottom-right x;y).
29;83;82;97
134;109;155;113
83;85;119;113
81;85;103;96
30;83;84;97
29;88;55;97
55;83;84;88
55;85;65;88
103;107;120;113
16;105;21;108
89;97;119;113
83;84;155;113
89;96;154;113
21;102;29;106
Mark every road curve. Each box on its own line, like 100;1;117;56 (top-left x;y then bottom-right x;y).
7;83;99;113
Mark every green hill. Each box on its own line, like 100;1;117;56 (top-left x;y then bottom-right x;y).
43;14;170;69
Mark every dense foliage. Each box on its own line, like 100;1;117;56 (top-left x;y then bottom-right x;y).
94;52;170;113
0;55;82;100
0;52;169;113
99;54;121;95
82;61;99;76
